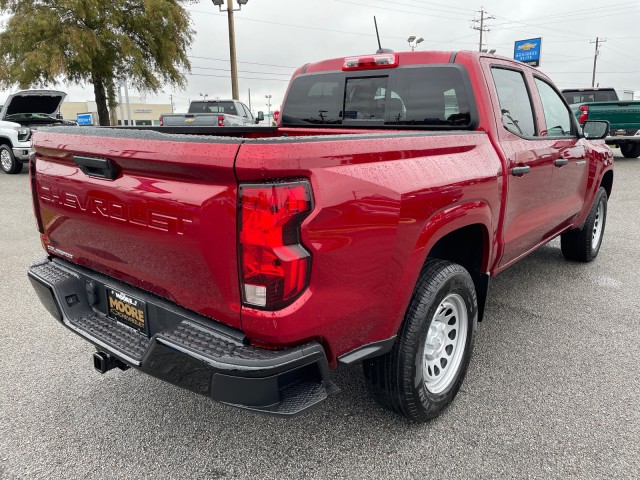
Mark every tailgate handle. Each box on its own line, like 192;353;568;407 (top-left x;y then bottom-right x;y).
554;159;569;167
74;156;119;180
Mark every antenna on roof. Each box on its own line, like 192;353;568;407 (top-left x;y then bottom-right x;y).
373;16;394;54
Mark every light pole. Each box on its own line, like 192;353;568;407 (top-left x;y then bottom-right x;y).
407;36;423;51
212;0;249;100
265;94;272;124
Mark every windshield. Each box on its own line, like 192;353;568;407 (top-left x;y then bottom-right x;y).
188;101;238;115
562;90;618;104
282;65;476;129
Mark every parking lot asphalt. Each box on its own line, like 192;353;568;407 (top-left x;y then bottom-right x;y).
0;149;638;480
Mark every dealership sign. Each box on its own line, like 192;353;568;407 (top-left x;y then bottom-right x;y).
76;113;94;126
514;38;542;66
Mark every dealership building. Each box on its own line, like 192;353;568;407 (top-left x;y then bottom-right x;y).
59;99;172;126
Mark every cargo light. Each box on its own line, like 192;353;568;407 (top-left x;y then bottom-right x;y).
579;105;589;125
239;181;312;310
342;53;398;71
218;115;225;127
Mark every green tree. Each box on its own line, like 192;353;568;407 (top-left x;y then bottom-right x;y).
0;1;194;125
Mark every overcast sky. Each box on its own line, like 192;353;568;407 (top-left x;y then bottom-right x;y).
1;0;639;113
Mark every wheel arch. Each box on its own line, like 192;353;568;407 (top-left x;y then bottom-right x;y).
0;136;14;148
412;202;493;323
600;169;613;198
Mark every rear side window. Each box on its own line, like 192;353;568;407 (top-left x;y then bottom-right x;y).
491;68;536;137
281;65;476;129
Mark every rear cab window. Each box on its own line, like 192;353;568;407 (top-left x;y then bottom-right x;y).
281;65;477;129
189;101;237;114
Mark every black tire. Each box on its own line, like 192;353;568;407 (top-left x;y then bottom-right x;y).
363;259;477;422
0;144;23;174
561;187;607;262
620;143;640;159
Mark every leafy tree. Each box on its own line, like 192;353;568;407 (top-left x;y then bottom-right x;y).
0;1;194;125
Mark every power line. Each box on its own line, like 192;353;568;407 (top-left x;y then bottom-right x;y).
188;55;297;69
190;66;293;76
492;2;638;25
185;72;290;82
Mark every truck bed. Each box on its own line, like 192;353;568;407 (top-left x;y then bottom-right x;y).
32;125;500;354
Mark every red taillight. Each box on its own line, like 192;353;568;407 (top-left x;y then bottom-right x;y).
579;105;589;124
239;181;313;310
159;115;164;126
218;115;225;127
343;53;398;71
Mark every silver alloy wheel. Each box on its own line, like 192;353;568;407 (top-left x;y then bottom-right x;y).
423;293;468;394
592;200;604;248
1;149;12;171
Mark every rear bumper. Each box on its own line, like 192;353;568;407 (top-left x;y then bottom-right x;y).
28;257;337;415
605;135;640;144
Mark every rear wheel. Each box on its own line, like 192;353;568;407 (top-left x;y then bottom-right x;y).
620;143;640;159
0;145;23;174
363;259;477;422
561;187;607;262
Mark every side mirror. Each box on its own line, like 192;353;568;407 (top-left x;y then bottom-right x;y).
582;120;609;140
257;111;264;121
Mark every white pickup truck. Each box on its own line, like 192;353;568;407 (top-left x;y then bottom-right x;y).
0;90;70;174
160;99;264;127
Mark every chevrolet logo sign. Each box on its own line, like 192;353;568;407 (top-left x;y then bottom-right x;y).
185;118;195;123
517;43;537;51
615;129;627;135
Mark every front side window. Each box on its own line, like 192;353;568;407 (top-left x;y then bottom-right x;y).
534;79;573;137
491;68;536;137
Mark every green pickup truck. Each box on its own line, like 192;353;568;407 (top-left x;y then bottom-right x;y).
562;88;640;158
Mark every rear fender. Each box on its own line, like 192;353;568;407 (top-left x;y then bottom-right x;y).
390;201;493;334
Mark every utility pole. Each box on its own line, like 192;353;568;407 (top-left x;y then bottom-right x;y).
265;94;272;124
226;0;239;100
472;7;494;52
590;37;606;88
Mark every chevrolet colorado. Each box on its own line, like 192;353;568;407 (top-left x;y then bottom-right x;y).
28;51;613;421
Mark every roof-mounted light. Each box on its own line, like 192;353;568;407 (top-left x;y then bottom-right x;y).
342;53;398;71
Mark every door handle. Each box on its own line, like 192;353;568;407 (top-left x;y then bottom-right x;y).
511;165;531;176
554;159;569;167
74;155;119;180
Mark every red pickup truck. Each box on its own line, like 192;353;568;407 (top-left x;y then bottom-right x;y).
28;51;613;422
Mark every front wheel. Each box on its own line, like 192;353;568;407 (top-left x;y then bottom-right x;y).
620;143;640;159
0;145;23;174
363;259;477;422
561;187;607;262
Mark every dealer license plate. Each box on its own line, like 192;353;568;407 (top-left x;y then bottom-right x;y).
107;287;147;333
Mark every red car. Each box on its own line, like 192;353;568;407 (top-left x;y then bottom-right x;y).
28;50;612;421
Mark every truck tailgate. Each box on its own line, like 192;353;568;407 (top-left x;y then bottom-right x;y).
32;128;242;329
584;101;640;130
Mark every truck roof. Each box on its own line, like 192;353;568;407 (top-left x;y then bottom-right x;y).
293;50;533;76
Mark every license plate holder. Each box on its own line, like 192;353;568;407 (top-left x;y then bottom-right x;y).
107;287;148;335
